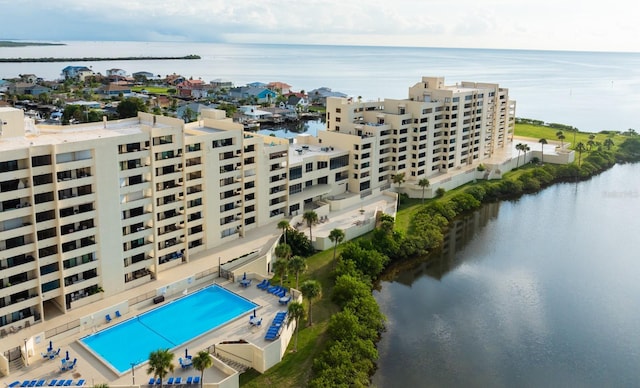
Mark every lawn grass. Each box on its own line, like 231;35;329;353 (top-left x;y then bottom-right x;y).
131;86;171;94
515;123;625;151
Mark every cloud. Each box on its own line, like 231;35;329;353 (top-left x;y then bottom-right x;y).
0;0;637;51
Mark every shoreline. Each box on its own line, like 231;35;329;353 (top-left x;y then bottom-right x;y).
0;55;201;63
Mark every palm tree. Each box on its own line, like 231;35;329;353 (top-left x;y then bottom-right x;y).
328;228;345;267
147;349;174;388
570;127;578;148
300;280;321;326
277;219;290;245
538;138;548;164
392;172;405;189
274;243;292;262
522;144;531;165
515;143;525;168
418;178;430;204
575;142;586;166
191;350;212;388
587;134;596;151
302;210;318;243
287;302;305;352
603;138;615;150
288;256;307;289
272;259;288;286
556;131;565;149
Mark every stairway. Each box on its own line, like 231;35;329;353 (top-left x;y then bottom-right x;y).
214;353;249;373
9;355;25;372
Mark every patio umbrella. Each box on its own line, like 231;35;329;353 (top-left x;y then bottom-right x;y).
243;272;246;280
253;309;257;317
49;341;53;351
185;349;188;358
66;351;70;360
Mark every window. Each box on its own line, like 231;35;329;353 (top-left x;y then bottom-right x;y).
305;162;313;172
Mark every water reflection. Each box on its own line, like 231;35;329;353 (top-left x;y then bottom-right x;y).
257;119;324;139
382;202;500;285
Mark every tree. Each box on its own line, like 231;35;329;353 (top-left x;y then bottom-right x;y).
146;349;174;388
587;134;596;151
575;142;586;166
392;173;405;189
556;131;565;149
300;280;321;326
515;143;525;168
117;97;147;119
328;228;345;267
287;301;305;352
272;259;288;287
288;256;307;289
277;219;290;245
302;210;318;243
522;144;531;165
418;178;430;204
539;138;548;164
191;350;212;388
275;243;292;262
603;138;615;150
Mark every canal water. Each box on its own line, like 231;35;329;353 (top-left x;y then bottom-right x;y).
372;163;640;387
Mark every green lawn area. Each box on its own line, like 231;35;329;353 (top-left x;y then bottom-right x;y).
131;86;171;94
515;123;625;150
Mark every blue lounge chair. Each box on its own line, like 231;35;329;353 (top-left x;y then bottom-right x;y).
279;295;292;305
155;378;161;385
192;377;200;385
167;377;174;385
267;284;279;293
36;380;46;387
174;377;182;385
256;279;267;289
115;310;122;318
63;381;73;387
29;381;38;388
105;314;112;323
9;381;20;388
258;280;271;290
148;378;155;385
75;381;85;387
275;289;286;298
186;377;193;385
55;380;65;387
48;380;57;387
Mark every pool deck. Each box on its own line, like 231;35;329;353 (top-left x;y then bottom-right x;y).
1;192;397;387
2;279;290;386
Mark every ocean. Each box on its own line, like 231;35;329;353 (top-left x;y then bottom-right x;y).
1;41;640;132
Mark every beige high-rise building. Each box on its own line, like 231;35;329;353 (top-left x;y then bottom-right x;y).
0;76;515;342
325;76;515;193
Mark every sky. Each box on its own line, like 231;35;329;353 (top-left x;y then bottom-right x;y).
1;0;637;52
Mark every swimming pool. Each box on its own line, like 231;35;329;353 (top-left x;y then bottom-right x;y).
80;285;257;374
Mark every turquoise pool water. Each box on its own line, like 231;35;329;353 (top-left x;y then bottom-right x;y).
80;285;257;374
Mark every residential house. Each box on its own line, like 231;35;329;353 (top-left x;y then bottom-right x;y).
19;74;39;83
267;81;292;95
7;82;52;97
176;79;205;98
132;71;156;83
176;102;212;122
165;74;185;86
229;87;277;104
106;68;127;78
308;87;348;106
98;83;132;96
284;95;309;111
210;79;234;90
61;66;94;81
